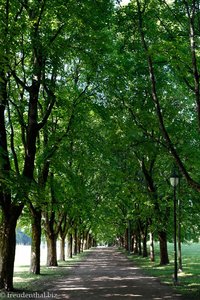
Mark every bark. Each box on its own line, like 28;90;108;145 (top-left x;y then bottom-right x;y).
178;238;183;272
44;174;64;266
30;209;41;274
59;238;65;261
0;206;22;291
88;234;93;248
120;236;124;248
0;68;23;290
138;233;142;256
149;232;155;262
68;233;73;258
127;220;131;254
158;231;169;265
30;161;49;273
133;234;139;254
83;236;87;251
140;159;169;263
80;232;84;252
59;215;70;261
45;220;59;267
83;230;89;250
92;239;97;247
140;220;148;257
73;228;78;255
142;233;148;258
78;235;82;253
125;228;128;251
46;234;58;267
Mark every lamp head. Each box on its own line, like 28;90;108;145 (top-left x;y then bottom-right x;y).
170;168;180;187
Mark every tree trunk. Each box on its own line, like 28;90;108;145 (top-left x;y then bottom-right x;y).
138;234;142;256
60;238;65;261
178;237;182;272
83;237;87;251
133;235;138;254
120;236;124;248
149;232;155;262
30;210;41;274
83;231;89;250
59;215;69;261
68;233;73;258
0;206;22;291
88;234;92;248
85;231;90;250
125;228;128;251
158;231;169;265
78;235;81;253
93;238;97;247
73;228;78;255
142;223;148;257
142;234;148;257
0;70;22;291
46;235;58;266
80;232;83;252
127;220;131;254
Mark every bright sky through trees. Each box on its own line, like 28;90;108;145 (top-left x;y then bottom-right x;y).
121;0;130;5
120;1;174;5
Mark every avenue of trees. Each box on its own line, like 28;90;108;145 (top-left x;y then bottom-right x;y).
0;0;200;291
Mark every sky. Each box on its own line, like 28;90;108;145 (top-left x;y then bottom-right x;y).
120;0;130;5
119;0;174;7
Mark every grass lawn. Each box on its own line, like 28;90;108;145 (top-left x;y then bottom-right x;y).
1;244;199;299
0;250;89;300
127;242;200;299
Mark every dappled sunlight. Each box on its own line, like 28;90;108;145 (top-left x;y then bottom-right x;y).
14;276;32;283
104;294;143;298
42;248;183;299
178;272;193;277
13;247;184;299
60;286;89;291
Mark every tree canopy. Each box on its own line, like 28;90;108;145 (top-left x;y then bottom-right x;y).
0;0;200;291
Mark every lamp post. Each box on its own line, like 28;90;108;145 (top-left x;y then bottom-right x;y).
170;168;180;285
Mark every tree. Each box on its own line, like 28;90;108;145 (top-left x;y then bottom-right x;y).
109;0;200;260
0;0;115;290
133;0;200;192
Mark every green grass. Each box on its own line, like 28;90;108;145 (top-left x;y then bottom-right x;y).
126;242;200;299
2;244;199;299
12;251;89;292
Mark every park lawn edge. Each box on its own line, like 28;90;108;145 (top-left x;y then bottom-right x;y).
6;250;90;297
120;244;200;299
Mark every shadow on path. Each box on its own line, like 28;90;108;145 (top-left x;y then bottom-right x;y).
44;247;183;300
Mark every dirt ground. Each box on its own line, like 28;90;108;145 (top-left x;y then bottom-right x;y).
26;247;185;300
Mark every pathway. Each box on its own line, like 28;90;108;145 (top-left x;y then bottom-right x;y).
42;247;184;300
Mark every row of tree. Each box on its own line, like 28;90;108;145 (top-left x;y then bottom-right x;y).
0;0;200;291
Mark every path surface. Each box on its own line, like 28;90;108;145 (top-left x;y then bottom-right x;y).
42;247;183;300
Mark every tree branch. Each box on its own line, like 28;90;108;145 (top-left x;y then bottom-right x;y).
11;70;30;92
136;0;200;192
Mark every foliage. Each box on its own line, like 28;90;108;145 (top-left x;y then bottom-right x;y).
1;0;200;291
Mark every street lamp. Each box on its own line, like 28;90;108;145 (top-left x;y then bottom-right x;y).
170;168;180;285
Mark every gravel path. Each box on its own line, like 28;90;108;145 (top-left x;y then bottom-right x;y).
41;247;184;300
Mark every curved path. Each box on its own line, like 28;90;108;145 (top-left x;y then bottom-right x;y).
44;247;183;300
